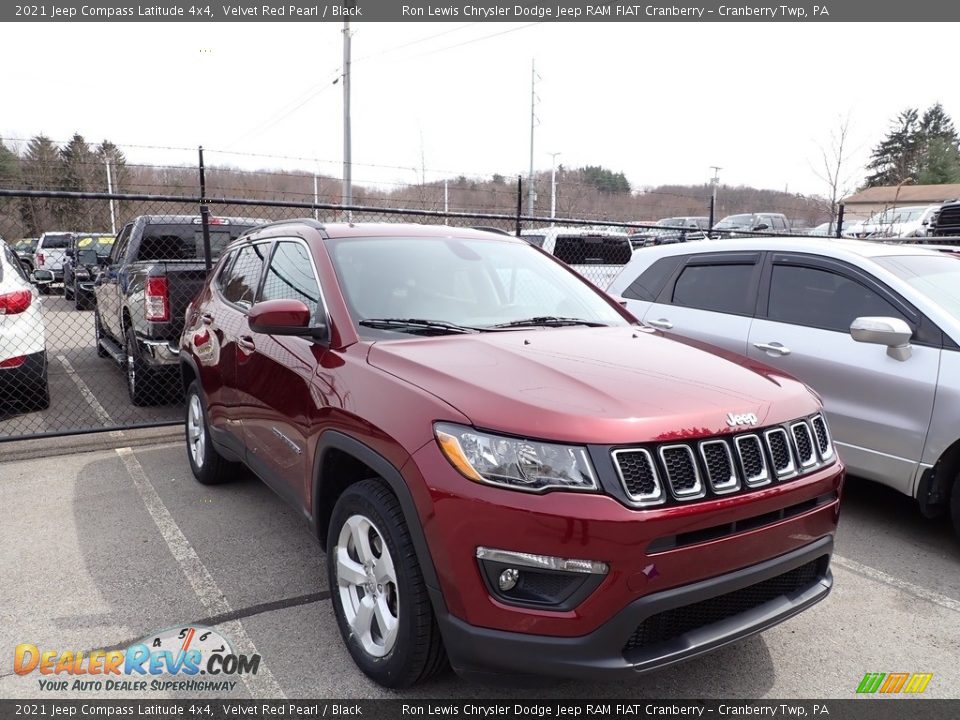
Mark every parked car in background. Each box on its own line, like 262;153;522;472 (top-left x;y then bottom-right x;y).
0;240;48;412
630;217;709;247
93;215;264;405
31;231;75;294
807;220;854;237
64;233;115;309
520;226;632;289
712;213;790;238
180;220;841;687
13;238;38;276
928;200;960;237
845;205;939;239
609;237;960;539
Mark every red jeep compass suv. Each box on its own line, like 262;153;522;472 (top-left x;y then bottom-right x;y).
179;221;843;688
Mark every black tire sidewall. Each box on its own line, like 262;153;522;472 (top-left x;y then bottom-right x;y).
326;481;430;688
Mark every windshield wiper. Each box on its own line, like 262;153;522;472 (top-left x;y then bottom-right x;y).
358;318;483;335
490;316;609;329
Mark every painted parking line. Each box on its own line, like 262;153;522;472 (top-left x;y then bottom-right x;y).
832;553;960;614
56;355;124;439
115;447;286;699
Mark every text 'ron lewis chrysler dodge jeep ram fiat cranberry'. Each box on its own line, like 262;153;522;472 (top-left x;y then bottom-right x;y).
178;221;843;688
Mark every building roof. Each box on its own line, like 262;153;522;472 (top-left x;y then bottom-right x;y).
843;184;960;204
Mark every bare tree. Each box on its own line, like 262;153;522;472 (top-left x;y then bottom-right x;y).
812;114;858;233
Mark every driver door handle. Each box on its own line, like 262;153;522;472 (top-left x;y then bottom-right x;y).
753;341;791;357
648;318;673;330
201;313;214;325
237;336;256;352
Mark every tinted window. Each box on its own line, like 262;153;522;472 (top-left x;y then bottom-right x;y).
672;263;756;314
41;233;72;249
523;234;546;248
554;236;631;265
135;224;255;261
768;265;905;332
261;242;322;319
221;243;268;309
623;256;683;302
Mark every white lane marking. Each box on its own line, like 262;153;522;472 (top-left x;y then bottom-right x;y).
116;447;286;699
833;553;960;614
56;355;124;439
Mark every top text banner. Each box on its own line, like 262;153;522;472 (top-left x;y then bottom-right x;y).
3;0;954;22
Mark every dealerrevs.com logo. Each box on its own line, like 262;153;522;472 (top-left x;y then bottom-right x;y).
14;625;260;692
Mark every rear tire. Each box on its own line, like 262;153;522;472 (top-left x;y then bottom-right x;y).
950;475;960;541
25;353;50;412
94;311;109;358
125;325;156;406
38;284;50;295
327;479;447;688
64;280;74;301
185;380;237;485
75;292;87;311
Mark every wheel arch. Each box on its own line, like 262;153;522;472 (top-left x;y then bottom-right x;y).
312;431;446;613
917;437;960;518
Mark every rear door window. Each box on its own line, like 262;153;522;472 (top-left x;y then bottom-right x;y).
622;256;683;302
671;263;757;315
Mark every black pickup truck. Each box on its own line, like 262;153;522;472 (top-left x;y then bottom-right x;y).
92;215;264;405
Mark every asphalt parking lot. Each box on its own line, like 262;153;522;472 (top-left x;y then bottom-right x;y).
0;290;181;439
2;435;960;700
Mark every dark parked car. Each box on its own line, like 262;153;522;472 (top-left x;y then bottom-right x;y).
93;215;263;405
630;217;709;247
64;233;115;309
179;220;842;688
712;213;790;238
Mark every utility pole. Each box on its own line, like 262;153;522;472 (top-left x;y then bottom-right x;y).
342;17;353;217
444;179;449;220
314;171;320;221
104;157;116;234
548;151;561;225
527;59;538;217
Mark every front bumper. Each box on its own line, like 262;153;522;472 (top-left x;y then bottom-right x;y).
439;537;832;680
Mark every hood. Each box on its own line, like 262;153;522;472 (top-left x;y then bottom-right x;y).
367;327;819;445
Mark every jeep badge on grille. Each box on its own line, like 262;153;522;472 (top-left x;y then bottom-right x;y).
727;412;759;427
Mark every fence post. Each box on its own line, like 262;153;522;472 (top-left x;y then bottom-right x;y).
198;146;213;274
515;175;522;237
708;194;715;239
836;203;845;239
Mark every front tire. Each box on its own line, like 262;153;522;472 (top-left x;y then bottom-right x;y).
64;279;74;301
327;479;447;688
185;380;237;485
94;311;109;358
951;475;960;541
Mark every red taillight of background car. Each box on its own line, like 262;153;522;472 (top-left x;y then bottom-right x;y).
145;277;170;322
0;355;27;369
36;252;45;267
0;290;32;315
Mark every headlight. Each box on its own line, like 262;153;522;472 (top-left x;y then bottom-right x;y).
74;269;90;279
434;422;597;493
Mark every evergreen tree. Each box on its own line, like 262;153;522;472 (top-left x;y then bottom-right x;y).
0;139;24;238
19;135;66;234
863;109;919;188
60;133;98;228
915;104;960;184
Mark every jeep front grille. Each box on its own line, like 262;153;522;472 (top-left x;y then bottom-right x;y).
611;413;834;507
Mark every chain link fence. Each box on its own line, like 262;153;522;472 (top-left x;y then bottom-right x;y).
0;188;664;441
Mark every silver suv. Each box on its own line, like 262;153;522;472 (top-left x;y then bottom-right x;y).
608;237;960;539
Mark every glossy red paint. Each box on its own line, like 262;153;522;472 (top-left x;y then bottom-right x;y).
180;221;843;680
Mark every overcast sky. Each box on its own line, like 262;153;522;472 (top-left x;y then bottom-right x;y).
2;22;956;200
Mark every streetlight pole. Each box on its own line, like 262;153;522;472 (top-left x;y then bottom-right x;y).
104;157;116;234
547;151;561;225
342;17;352;218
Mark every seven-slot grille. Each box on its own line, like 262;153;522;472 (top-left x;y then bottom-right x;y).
613;414;834;506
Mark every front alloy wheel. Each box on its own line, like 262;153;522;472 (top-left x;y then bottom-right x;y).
336;514;400;658
184;380;235;485
187;393;206;470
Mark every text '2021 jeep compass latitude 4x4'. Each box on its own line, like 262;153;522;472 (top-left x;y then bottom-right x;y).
179;221;843;688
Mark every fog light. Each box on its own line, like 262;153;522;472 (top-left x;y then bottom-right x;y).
498;568;519;591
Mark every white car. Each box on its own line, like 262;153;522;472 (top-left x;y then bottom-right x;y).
609;237;960;537
520;226;632;289
32;231;75;295
844;205;938;239
0;241;49;411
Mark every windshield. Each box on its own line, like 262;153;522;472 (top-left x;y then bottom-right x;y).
716;214;754;228
327;236;629;334
874;254;960;318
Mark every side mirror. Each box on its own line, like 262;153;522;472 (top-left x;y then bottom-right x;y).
610;294;629;308
248;299;328;340
65;248;74;258
753;223;770;231
850;316;913;361
78;249;99;266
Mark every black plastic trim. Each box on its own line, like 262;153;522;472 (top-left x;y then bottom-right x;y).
438;536;833;681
